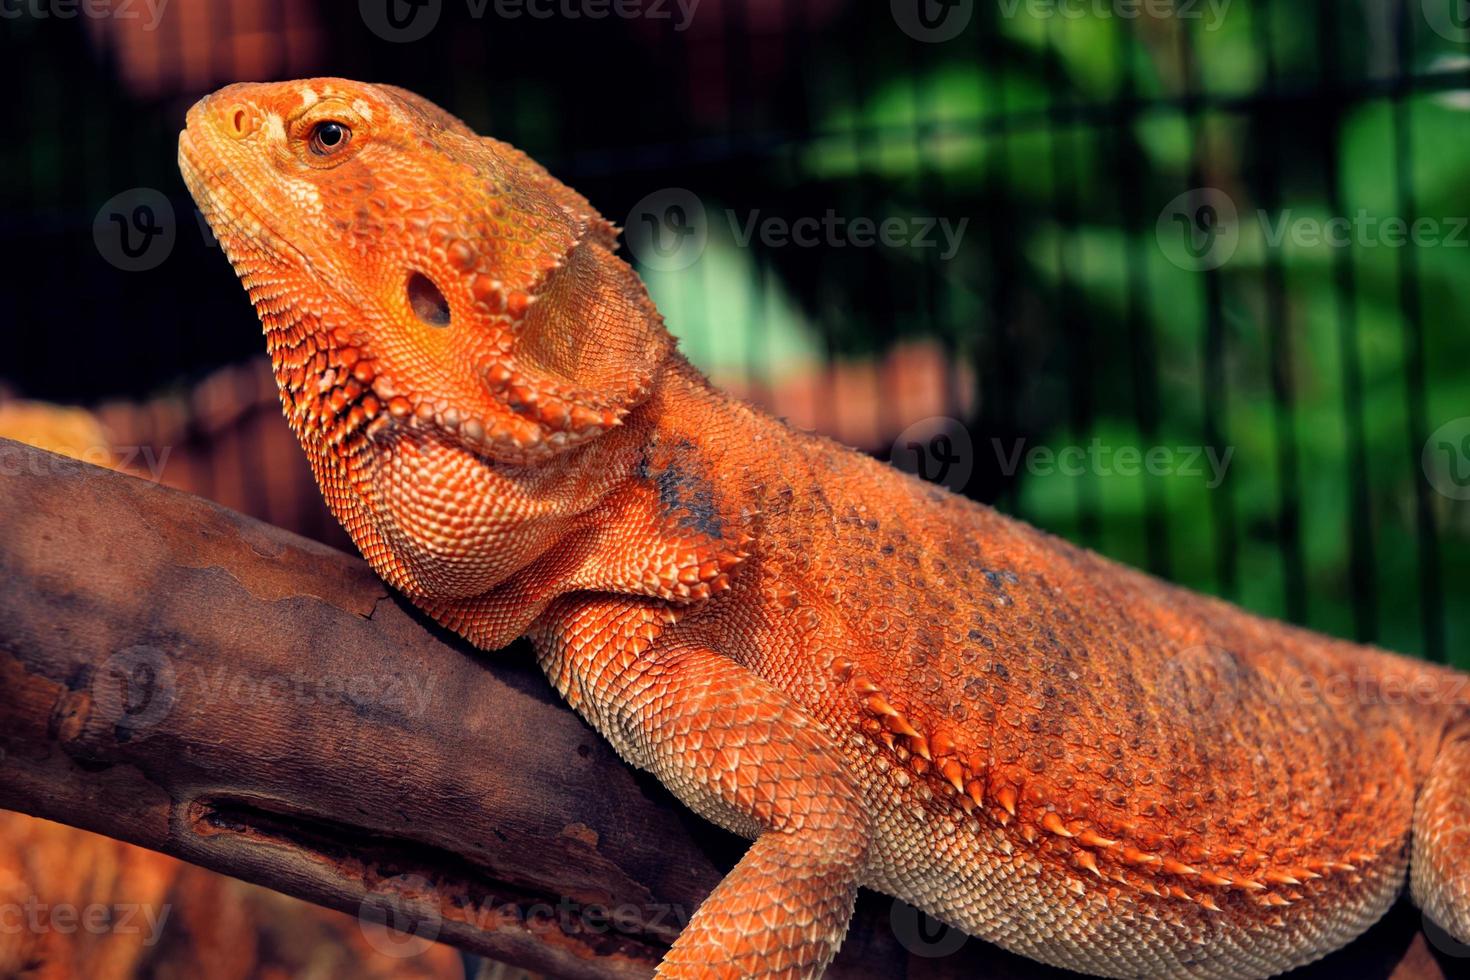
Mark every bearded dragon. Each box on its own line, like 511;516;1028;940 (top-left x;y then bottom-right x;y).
178;78;1470;979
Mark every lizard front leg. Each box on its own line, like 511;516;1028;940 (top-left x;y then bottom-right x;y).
536;601;871;978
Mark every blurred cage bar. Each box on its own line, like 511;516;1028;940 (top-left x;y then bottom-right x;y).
0;0;1466;665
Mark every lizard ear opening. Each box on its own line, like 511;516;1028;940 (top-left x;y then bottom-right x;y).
408;272;451;327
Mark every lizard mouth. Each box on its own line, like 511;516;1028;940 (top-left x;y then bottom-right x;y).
177;121;317;277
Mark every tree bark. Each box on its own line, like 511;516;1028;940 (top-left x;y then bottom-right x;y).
0;438;1449;979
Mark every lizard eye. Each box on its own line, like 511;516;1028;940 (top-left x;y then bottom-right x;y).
408;272;451;327
308;120;351;156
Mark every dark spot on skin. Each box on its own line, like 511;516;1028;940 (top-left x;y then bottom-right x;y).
651;449;723;539
983;569;1019;591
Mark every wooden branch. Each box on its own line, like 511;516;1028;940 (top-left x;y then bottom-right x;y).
0;438;1450;979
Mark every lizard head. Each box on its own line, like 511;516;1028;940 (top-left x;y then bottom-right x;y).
178;77;671;463
179;78;676;599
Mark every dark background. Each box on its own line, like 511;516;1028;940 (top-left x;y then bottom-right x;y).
1;0;1467;668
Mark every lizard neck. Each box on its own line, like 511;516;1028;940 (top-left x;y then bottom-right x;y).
423;351;763;649
617;351;773;546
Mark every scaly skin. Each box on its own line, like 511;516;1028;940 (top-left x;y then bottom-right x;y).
179;78;1470;978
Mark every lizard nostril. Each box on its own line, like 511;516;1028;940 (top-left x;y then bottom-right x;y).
223;104;254;140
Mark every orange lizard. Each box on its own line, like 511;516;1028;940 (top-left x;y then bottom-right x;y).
178;78;1470;978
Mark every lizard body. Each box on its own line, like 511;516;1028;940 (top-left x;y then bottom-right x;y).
178;78;1470;978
